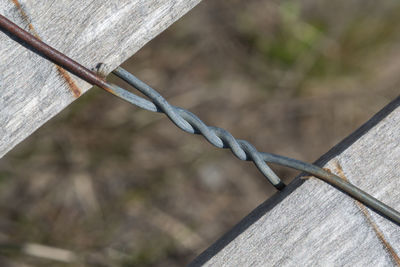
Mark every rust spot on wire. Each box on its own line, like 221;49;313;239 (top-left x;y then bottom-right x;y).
333;161;400;265
56;67;82;97
333;163;347;181
10;0;81;97
11;0;36;35
323;167;333;174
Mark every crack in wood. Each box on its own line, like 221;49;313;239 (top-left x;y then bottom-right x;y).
10;0;82;98
333;161;400;266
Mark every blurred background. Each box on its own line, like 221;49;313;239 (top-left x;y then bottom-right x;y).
0;0;400;266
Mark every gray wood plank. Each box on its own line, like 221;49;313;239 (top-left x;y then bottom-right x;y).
191;96;400;266
0;0;201;158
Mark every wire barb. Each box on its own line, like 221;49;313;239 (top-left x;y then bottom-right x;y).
1;14;400;225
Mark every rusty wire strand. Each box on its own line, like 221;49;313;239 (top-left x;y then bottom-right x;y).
1;14;400;225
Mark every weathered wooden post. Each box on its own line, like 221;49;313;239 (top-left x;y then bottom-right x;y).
191;96;400;266
1;1;400;266
0;0;201;158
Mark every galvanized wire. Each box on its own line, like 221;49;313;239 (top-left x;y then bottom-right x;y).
110;66;400;225
111;67;284;189
1;13;400;225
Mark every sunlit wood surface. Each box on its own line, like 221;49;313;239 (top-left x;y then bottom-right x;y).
191;96;400;266
0;0;201;158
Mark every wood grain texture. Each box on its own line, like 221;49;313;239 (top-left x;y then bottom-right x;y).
191;96;400;266
0;0;201;158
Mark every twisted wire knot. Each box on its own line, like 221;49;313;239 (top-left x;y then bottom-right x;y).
1;13;398;227
110;66;285;190
102;66;400;225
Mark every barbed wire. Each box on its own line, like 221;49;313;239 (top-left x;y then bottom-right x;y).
1;14;400;225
